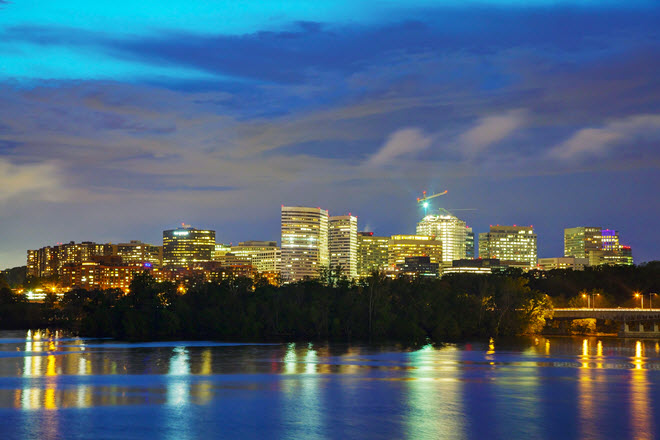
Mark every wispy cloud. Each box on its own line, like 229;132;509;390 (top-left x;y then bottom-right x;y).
549;114;660;160
456;109;527;158
0;159;66;202
367;128;433;167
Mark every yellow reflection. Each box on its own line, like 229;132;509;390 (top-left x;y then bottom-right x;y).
577;362;595;438
46;355;57;377
44;388;56;410
192;381;213;405
581;339;589;368
634;341;643;370
545;339;550;356
596;340;603;369
487;338;495;355
339;346;361;375
631;341;654;440
199;349;212;375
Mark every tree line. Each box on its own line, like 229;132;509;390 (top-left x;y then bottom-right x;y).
0;269;552;343
2;261;658;342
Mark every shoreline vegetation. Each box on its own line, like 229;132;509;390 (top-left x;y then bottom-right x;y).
0;262;658;343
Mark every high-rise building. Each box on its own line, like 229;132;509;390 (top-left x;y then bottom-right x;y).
564;226;633;266
230;241;281;273
357;232;389;277
564;227;602;258
281;206;329;283
213;243;232;260
113;241;162;267
27;241;114;278
465;227;475;259
388;235;443;268
162;226;215;267
416;209;468;265
478;225;537;269
329;215;358;279
61;257;152;292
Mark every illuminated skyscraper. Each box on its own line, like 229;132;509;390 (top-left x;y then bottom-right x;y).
564;226;633;266
162;226;215;267
230;241;281;273
281;206;329;283
27;241;113;277
329;215;358;279
357;232;389;277
465;227;475;259
478;225;537;269
113;241;162;267
416;209;468;265
388;235;443;268
564;227;602;258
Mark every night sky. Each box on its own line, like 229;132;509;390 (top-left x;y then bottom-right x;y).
1;1;659;268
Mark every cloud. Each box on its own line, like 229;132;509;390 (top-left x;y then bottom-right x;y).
549;114;660;160
0;159;66;203
367;128;433;167
457;109;527;157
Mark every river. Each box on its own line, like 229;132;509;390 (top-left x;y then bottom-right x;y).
0;330;658;439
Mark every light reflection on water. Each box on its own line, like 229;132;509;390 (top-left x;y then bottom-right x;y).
1;331;660;439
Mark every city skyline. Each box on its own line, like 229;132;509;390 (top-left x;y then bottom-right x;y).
22;204;636;271
1;1;659;267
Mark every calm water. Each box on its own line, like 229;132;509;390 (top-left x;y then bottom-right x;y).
0;331;659;439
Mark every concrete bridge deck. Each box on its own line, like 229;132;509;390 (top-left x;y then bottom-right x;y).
552;308;660;321
551;308;660;337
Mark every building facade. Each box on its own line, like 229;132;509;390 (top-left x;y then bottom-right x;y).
564;227;603;258
465;227;475;259
230;241;281;273
162;226;216;268
281;206;329;283
442;258;505;275
416;209;468;265
61;257;151;292
478;225;537;269
538;257;589;271
329;215;358;280
564;226;633;266
113;241;162;267
357;232;390;277
388;235;443;267
27;241;114;278
395;256;439;278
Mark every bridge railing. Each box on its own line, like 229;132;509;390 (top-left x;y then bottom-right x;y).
554;308;660;312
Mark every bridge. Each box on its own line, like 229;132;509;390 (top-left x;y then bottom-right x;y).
551;308;660;337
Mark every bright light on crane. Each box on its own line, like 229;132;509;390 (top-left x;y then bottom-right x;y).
417;190;448;215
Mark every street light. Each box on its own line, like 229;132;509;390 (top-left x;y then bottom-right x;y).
583;292;600;309
649;292;657;310
635;292;643;309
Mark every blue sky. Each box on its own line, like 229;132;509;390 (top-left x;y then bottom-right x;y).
1;0;659;267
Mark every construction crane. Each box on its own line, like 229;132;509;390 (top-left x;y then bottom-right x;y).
417;190;448;215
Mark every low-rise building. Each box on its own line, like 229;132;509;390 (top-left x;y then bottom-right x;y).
537;257;589;271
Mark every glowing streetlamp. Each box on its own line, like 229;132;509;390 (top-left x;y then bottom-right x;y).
582;292;600;309
635;292;643;309
650;293;657;310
